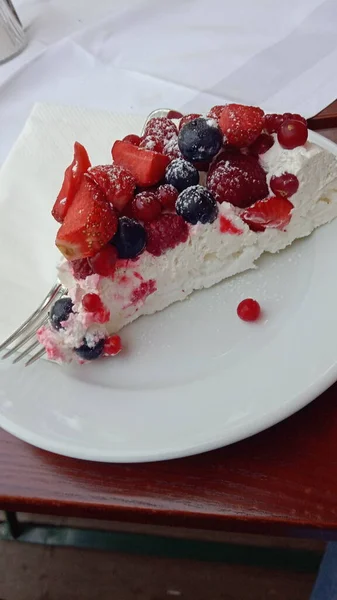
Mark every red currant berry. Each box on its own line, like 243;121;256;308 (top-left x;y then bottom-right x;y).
237;298;261;322
277;119;308;149
270;173;299;198
131;191;162;222
249;133;274;156
123;134;141;146
156;184;179;210
82;293;104;313
89;245;118;277
104;335;122;356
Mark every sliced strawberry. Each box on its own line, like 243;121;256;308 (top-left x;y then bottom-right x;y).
242;196;294;232
56;175;118;260
219;104;264;147
52;142;91;223
112;140;170;187
88;164;136;212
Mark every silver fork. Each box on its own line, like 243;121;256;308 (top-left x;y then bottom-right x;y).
0;108;181;366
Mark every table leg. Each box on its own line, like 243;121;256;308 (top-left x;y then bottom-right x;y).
310;543;337;599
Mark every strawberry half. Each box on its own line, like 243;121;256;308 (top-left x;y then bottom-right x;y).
52;142;91;223
88;164;136;212
219;104;264;147
56;175;118;260
242;196;294;232
111;140;170;187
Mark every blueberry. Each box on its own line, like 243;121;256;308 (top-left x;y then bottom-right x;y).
111;216;146;259
178;117;222;162
50;297;73;330
74;337;105;361
176;185;218;225
165;158;199;192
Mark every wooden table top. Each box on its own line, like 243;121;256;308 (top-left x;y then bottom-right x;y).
1;101;337;539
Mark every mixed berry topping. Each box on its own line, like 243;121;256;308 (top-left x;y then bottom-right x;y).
56;176;118;260
145;214;189;256
49;102;311;362
131;191;162;222
264;112;307;134
89;245;118;277
237;299;261;322
277;119;308;149
50;297;73;330
176;185;218;225
156;184;179;210
74;337;105;361
165;158;199;191
111;216;147;259
178;117;223;162
207;153;268;208
71;258;94;280
242;196;294;232
219;104;264;147
88;164;136;212
122;134;141;146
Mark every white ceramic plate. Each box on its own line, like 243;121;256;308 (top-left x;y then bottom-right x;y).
1;120;337;462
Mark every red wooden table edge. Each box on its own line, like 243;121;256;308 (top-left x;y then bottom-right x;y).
308;99;337;129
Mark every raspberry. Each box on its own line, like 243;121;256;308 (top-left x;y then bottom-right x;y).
145;214;189;256
144;117;178;142
179;114;201;130
131;191;162;222
71;258;94;280
139;135;164;153
264;113;284;134
162;136;182;160
207;152;268;208
156;184;179;210
219;104;264;147
237;299;261;322
104;335;122;356
123;134;141;146
89;245;118;277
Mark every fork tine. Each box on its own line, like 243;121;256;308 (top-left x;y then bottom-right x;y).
0;283;63;352
2;315;49;359
25;347;46;367
12;339;41;364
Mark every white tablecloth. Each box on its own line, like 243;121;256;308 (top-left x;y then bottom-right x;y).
0;0;337;164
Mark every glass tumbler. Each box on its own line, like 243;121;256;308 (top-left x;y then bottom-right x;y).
0;0;26;64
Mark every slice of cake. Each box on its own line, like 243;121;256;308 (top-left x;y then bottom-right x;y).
37;105;337;363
